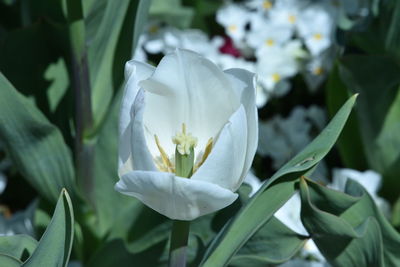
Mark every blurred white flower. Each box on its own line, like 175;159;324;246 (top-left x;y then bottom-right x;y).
303;47;335;91
133;35;147;62
247;16;293;52
258;106;327;170
143;20;169;54
269;0;304;29
216;4;250;42
297;5;335;56
243;170;263;196
245;0;275;13
256;41;304;96
115;49;258;220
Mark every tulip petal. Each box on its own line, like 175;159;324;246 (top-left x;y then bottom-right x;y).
139;49;241;158
191;105;248;191
130;89;158;172
119;61;155;174
224;68;258;184
115;171;238;221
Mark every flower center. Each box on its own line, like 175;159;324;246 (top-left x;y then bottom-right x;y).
172;123;198;155
313;66;324;75
228;25;238;32
271;73;281;82
265;39;275;47
263;0;272;9
153;123;214;175
313;33;323;40
288;14;296;24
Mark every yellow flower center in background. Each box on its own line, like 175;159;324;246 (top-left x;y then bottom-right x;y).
272;73;281;82
313;33;323;40
263;0;272;9
265;39;275;46
149;25;159;34
288;15;296;24
228;25;238;32
313;67;324;76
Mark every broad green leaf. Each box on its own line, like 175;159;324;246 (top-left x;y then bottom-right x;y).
150;0;193;28
300;178;400;267
86;239;166;267
91;89;143;235
326;64;367;170
89;0;151;130
201;95;358;266
339;55;400;201
0;73;76;202
0;235;37;262
385;0;400;57
230;217;307;266
23;189;74;267
0;255;21;267
299;178;383;267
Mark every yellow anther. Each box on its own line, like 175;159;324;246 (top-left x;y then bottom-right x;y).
263;0;272;9
265;39;275;46
194;137;213;172
228;25;238;32
313;67;324;76
154;135;173;172
172;123;198;155
272;73;281;82
313;33;323;40
288;15;296;24
149;25;159;34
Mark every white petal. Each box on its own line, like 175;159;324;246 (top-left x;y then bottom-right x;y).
191;106;247;191
119;61;154;173
139;49;241;158
115;171;238;220
130;89;157;172
224;69;258;181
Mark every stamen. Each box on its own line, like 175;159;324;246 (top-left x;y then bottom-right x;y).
155;135;173;172
194;137;213;172
172;123;198;155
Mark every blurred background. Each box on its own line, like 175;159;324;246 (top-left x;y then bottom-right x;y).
0;0;399;266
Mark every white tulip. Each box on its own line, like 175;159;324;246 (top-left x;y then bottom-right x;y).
115;49;258;221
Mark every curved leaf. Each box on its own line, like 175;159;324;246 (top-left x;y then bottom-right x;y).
300;178;400;267
201;95;358;266
23;189;74;267
0;73;76;202
0;235;37;262
230;217;307;266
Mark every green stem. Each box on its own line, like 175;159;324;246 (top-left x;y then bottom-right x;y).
169;220;190;267
65;0;94;202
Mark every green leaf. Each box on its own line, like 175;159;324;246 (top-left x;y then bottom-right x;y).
299;178;400;267
0;235;37;262
230;217;307;266
149;0;194;28
88;0;151;130
23;189;74;267
385;0;400;57
91;89;143;235
339;55;400;201
326;63;368;170
0;255;22;267
0;73;76;202
201;95;358;267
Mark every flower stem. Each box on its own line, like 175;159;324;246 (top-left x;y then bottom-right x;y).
169;220;190;267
